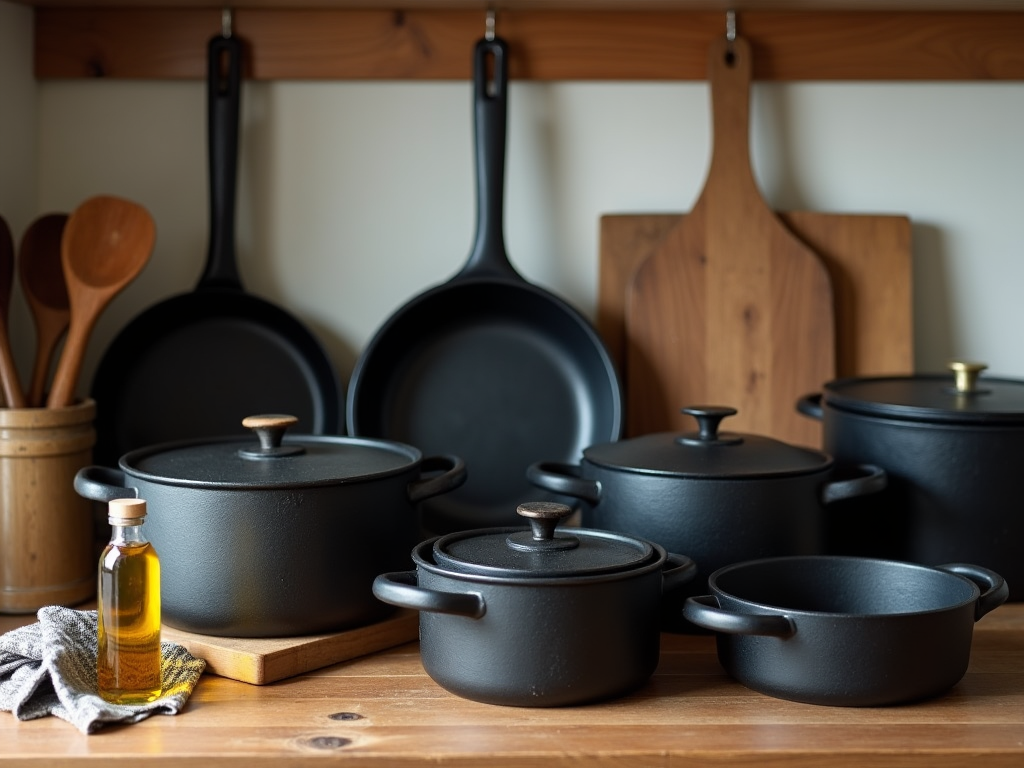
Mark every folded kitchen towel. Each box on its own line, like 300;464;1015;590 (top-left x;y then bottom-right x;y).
0;606;205;734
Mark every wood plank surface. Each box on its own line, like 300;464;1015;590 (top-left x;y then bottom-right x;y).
32;9;1024;81
1;604;1022;766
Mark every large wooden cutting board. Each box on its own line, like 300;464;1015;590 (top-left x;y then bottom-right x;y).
616;36;912;446
161;609;419;685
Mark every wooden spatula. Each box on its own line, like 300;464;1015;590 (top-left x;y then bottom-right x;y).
626;34;835;447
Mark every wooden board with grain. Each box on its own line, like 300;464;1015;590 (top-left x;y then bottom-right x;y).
599;212;913;437
606;37;912;445
161;609;419;685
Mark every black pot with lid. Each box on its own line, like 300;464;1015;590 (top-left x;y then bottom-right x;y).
526;405;887;629
372;501;697;707
74;414;467;637
797;361;1024;600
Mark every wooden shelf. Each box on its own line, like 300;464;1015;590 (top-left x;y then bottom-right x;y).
32;8;1024;81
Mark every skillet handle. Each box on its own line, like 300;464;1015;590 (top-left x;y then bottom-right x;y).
796;392;824;421
73;466;136;503
682;595;795;638
821;464;888;505
937;563;1009;621
526;461;601;506
407;455;467;505
373;571;486;619
662;553;698;595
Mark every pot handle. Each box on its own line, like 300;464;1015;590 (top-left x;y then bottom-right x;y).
682;595;796;638
662;553;698;595
525;461;601;506
796;392;824;421
821;464;888;505
407;455;468;505
936;563;1010;621
373;571;486;619
73;465;137;503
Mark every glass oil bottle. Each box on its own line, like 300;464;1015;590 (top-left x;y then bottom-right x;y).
97;497;162;704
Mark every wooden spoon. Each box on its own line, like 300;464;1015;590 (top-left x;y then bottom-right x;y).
18;213;70;407
0;215;26;408
46;196;155;409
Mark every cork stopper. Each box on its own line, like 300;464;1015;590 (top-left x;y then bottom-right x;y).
108;497;147;523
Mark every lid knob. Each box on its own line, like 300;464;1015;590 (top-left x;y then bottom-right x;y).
238;414;306;459
506;501;579;553
677;405;744;447
949;361;988;394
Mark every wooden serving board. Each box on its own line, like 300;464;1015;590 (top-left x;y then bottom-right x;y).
161;609;419;685
606;38;913;445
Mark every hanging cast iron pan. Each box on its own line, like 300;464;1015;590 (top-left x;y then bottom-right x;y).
346;37;622;534
91;32;341;467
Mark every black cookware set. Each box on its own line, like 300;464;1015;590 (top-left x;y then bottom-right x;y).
74;34;1015;710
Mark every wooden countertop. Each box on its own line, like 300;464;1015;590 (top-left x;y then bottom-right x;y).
2;603;1023;766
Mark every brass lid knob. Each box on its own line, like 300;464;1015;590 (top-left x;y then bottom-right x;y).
949;361;988;394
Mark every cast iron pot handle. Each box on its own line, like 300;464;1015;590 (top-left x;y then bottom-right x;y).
663;553;698;595
407;455;468;505
373;571;486;619
682;595;796;638
821;464;888;505
937;563;1010;621
796;392;824;421
525;461;601;506
73;466;137;503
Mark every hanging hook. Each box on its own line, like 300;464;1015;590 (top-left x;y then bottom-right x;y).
725;9;736;46
485;6;496;42
221;7;233;39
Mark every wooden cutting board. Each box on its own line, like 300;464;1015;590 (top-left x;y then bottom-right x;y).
161;609;419;685
617;35;912;446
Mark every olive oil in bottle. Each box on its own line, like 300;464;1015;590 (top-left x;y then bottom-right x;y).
97;498;162;704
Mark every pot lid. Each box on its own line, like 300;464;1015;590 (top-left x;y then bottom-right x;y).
823;362;1024;424
583;406;830;478
432;502;656;578
120;414;422;488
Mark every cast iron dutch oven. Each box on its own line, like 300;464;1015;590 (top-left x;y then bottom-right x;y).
372;501;697;707
74;414;466;638
526;406;887;625
797;361;1024;601
683;555;1008;706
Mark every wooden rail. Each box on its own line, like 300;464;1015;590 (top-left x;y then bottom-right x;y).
34;8;1024;80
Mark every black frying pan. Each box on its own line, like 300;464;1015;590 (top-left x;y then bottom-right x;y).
346;37;622;534
91;32;341;467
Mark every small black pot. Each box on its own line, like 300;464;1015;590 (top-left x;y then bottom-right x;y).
683;555;1008;707
75;414;466;637
527;406;886;627
798;362;1024;600
372;501;697;707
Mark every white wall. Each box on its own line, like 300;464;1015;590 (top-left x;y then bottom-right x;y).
3;4;1023;416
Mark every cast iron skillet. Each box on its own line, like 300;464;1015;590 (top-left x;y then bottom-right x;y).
346;37;621;534
91;32;342;467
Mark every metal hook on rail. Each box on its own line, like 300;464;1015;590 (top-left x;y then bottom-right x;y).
483;6;495;41
222;7;233;38
725;9;736;53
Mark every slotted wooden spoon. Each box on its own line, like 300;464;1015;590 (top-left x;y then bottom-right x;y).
46;196;155;409
18;213;70;407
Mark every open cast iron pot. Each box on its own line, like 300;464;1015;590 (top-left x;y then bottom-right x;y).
75;414;466;638
683;555;1008;706
372;501;697;707
527;406;886;628
798;362;1024;601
